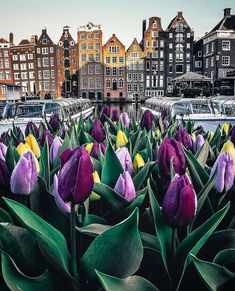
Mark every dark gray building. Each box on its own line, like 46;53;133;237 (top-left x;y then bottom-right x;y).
193;38;203;75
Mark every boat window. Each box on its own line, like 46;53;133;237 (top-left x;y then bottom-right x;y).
16;105;43;118
172;103;192;116
211;101;223;114
44;103;62;118
191;103;211;114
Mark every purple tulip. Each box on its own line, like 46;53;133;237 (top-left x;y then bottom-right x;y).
120;112;130;128
25;121;39;139
0;142;7;161
111;109;119;122
90;142;106;160
230;126;235;146
163;119;170;129
158;138;186;178
210;152;234;193
53;174;71;213
114;171;136;202
161;109;167;119
162;174;197;228
50;137;63;165
91;119;106;143
49;114;60;133
175;128;193;150
10;152;38;195
100;106;111;123
40;130;53;147
140;110;154;131
56;147;94;204
116;147;133;175
0;159;10;196
193;134;205;153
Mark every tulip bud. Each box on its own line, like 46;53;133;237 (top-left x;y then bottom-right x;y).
133;153;145;171
90;142;106;160
16;143;40;173
49;114;60;133
161;109;167;118
191;133;196;142
114;171;136;202
163;119;170;129
140;110;154;131
158;138;186;178
85;143;93;155
25;121;39;139
0;159;10;197
175;128;192;150
220;140;235;173
155;128;161;139
116;130;128;148
40;130;53;147
210;152;234;193
222;122;229;135
56;147;94;204
10;152;38;195
120;112;130;128
162;174;197;228
111;109;119;122
25;134;41;159
91;119;106;143
90;171;101;201
100;106;111;123
50;137;63;165
0;142;7;161
193;134;205;153
116;147;133;175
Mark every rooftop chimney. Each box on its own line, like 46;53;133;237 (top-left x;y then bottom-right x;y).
9;32;14;45
42;27;47;34
224;8;231;17
30;35;38;44
142;19;146;39
177;11;183;18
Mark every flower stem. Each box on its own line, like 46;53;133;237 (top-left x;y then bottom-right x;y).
70;202;78;289
170;228;176;291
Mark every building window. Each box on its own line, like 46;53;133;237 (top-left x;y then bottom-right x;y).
146;40;150;48
42;48;48;54
176;33;184;42
50;47;54;53
112;67;117;76
152;51;158;58
42;38;47;44
211;42;215;52
186;43;190;49
95;53;100;62
87;33;92;39
206;58;209;68
127;73;132;81
81;54;86;62
44;81;50;91
51;70;55;79
176;64;183;73
88;65;94;74
206;44;209;55
195;61;202;68
94;43;100;50
80;43;86;50
37;58;41;67
169;43;173;49
13;64;19;70
187;33;191;38
106;57;110;63
211;57;214;67
88;54;93;62
12;54;18;61
127;83;132;92
106;79;111;88
133;84;138;92
159;75;163;87
20;63;27;70
88;77;94;89
108;46;120;53
176;44;184;52
222;40;230;51
81;66;86;74
43;70;50;79
152;61;158;71
160;51;164;58
152;31;158;38
169;64;173;73
153;22;158;29
169;33;173;38
198;51;202;57
119;67;124;76
14;72;20;80
88;43;93;50
139;73;143;81
95;64;101;74
146;61;150;71
29;72;34;79
176;53;183;61
21;72;28;79
19;54;26;61
95;77;101;89
28;53;33;59
38;71;42;79
133;73;138;82
105;67;111;75
119;56;124;64
42;57;49;67
81;78;87;89
186;64;190;72
146;75;150;87
131;52;138;58
0;71;4;80
152;76;157;88
112;56;117;63
222;56;230;66
28;63;34;69
160;61;164;71
186;53;190;62
80;34;85;40
94;33;100;39
119;79;124;88
50;57;54;66
160;40;164;48
169;53;173;62
152;40;158;48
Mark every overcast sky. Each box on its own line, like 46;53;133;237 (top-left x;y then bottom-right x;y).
0;0;234;47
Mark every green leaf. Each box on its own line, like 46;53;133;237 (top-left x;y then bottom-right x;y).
101;141;124;187
3;198;71;279
195;140;209;168
0;208;13;223
39;139;50;188
81;208;143;278
214;249;235;266
93;182;129;211
133;163;150;191
1;252;54;291
105;115;118;134
175;202;230;290
5;143;20;173
96;270;159;291
148;180;172;276
191;254;235;291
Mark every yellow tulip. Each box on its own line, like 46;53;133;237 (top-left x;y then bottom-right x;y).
85;143;93;155
17;142;40;172
208;131;214;143
155;128;161;138
191;133;196;142
222;123;229;135
133;153;145;171
90;171;101;201
116;130;128;148
221;140;235;172
25;134;41;159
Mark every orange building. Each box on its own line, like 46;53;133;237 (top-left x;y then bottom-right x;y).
103;34;127;100
0;36;14;99
78;22;103;100
57;26;77;97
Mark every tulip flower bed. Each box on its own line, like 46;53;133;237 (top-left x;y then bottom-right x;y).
0;108;235;291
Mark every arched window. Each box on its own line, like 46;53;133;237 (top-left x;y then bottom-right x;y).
176;44;184;52
176;33;184;42
176;23;184;32
119;78;124;88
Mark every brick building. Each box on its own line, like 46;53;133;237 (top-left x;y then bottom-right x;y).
103;34;127;100
57;26;77;97
193;38;204;75
10;34;38;95
36;28;57;98
126;38;145;100
0;35;14;99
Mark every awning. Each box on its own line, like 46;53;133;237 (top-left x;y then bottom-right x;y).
173;72;212;82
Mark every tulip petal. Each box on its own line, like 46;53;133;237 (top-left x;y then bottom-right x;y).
53;174;71;213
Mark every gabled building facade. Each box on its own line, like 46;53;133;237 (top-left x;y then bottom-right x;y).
36;28;57;98
10;35;38;95
78;22;103;100
166;12;194;95
126;38;145;100
57;26;77;97
103;34;127;100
